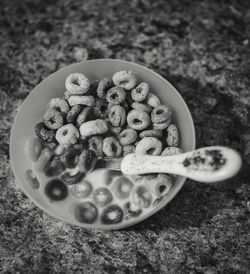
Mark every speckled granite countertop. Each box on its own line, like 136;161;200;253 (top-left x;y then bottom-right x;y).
0;0;250;273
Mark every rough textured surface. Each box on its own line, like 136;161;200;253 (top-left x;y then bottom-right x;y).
1;0;250;273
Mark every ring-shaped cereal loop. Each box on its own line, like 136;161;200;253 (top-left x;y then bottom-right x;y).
112;70;138;90
151;105;172;123
102;136;122;157
127;110;151;131
74;202;98;223
112;177;134;199
131;82;149;102
43;109;64;130
118;128;137;145
132;102;152;113
65;73;90;95
71;180;93;199
92;187;113;207
132;185;153;208
106;87;126;104
55;124;79;146
49;98;70;113
135;137;162;155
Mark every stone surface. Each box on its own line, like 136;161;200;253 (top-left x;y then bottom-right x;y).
0;0;250;273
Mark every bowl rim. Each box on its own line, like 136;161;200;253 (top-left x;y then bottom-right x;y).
10;58;196;230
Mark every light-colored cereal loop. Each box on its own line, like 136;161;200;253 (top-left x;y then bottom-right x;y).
108;105;126;127
118;128;138;145
135;137;162;155
88;135;103;158
139;129;162;139
49;98;70;113
123;144;135;156
65;73;90;95
166;124;179;147
131;82;149;102
33;148;53;172
55;124;79;146
97;78;113;99
112;70;138;90
79;119;108;138
151;105;172;124
132;185;152;208
103;136;122;157
145;174;173;198
161;146;182;156
24;136;42;162
43;109;64;130
68;95;95;107
106;87;126;104
132;102;152;113
153;120;170;130
127;110;151;131
146;93;161;107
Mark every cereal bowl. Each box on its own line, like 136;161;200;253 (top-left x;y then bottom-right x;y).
10;59;195;230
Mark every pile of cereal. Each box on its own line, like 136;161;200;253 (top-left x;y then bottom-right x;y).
24;70;181;226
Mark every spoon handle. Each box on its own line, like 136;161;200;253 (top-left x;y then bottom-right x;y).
121;146;242;183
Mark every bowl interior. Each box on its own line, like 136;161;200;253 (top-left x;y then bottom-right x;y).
10;59;195;230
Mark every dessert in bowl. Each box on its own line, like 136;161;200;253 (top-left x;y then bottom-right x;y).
10;59;195;230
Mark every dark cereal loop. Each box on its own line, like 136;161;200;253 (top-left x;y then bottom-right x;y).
76;106;93;126
61;146;81;168
49;98;70;113
108;105;126;127
97;78;113;99
92;187;113;207
101;205;124;224
43;109;64;130
139;129;162;139
118;128;137;145
66;105;82;123
124;202;142;219
45;179;68;201
61;171;85;185
65;73;90;95
44;158;65;177
132;102;152;113
112;70;138;90
131;82;149;102
77;149;98;173
74;202;98;223
88;135;103;158
94;99;108;118
127;110;151;131
106;87;126;104
135;137;162;155
35;122;56;142
151;105;172;124
103;136;122;157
